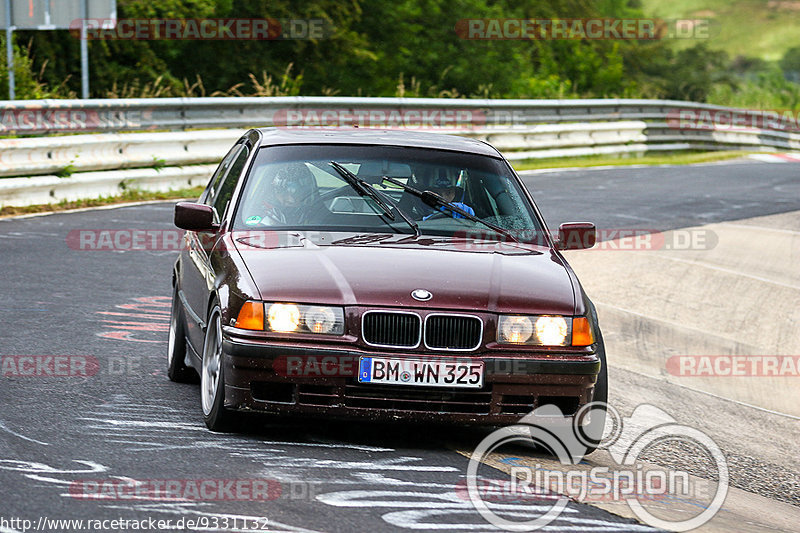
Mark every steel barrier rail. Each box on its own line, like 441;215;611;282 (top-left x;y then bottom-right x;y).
3;122;797;207
0;96;791;135
0;165;216;207
0;130;243;178
0;122;651;178
2;96;799;207
5;120;799;178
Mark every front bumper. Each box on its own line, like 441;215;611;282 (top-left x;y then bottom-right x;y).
222;338;601;425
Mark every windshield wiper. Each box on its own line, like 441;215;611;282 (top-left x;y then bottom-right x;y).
329;162;420;237
381;176;520;244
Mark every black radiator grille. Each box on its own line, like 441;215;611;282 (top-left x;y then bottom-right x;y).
425;315;482;350
362;312;421;348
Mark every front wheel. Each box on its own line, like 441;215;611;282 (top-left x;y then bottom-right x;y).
201;305;237;432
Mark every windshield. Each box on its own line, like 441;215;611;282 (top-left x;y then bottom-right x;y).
233;144;544;241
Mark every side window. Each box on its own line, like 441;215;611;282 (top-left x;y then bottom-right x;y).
201;143;241;205
212;145;250;221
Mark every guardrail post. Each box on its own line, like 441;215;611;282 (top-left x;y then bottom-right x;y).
4;0;14;100
80;0;89;99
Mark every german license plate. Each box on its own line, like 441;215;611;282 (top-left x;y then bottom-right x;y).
357;357;484;388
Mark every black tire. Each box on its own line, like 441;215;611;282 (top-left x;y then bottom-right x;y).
578;329;608;456
200;304;238;432
167;286;197;383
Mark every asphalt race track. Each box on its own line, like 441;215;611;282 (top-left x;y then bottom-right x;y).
1;160;798;532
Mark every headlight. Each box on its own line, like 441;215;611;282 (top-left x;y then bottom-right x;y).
535;316;568;345
264;302;344;335
498;316;534;344
497;315;572;346
305;306;338;334
267;303;301;333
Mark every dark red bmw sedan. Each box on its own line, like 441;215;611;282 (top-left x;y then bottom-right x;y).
168;128;606;437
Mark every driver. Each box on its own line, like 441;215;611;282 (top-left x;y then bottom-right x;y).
422;170;475;220
261;162;317;225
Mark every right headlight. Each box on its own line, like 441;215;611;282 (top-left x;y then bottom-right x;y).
236;301;345;335
266;303;345;335
498;315;590;346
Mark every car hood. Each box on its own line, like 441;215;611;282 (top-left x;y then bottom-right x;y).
233;232;576;314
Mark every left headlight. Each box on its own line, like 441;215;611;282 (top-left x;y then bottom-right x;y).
497;315;571;346
236;301;345;335
267;302;345;335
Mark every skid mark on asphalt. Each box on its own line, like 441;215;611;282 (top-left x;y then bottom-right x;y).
63;396;654;531
0;456;318;533
95;296;170;343
0;420;49;446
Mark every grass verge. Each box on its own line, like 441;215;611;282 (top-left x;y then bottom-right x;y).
512;150;754;171
0;187;204;218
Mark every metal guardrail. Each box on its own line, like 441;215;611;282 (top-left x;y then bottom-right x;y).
0;96;791;135
1;96;798;207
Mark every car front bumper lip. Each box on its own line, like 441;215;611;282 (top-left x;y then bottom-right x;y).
221;337;601;424
222;338;601;376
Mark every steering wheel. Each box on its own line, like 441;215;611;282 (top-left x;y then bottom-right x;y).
301;185;367;224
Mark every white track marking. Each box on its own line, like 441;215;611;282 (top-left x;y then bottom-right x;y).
0;420;49;446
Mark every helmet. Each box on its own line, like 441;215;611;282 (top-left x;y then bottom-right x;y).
431;171;459;190
420;168;466;204
272;162;316;207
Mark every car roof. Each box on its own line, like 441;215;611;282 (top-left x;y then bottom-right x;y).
253;128;502;158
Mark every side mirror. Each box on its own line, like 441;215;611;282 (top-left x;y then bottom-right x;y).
557;222;596;250
174;202;219;232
